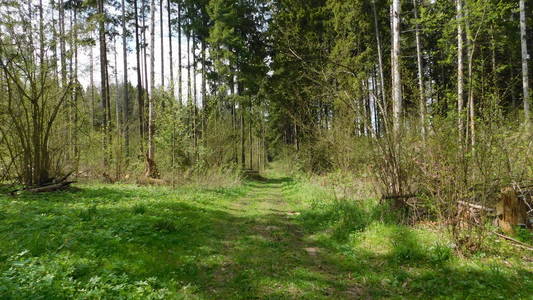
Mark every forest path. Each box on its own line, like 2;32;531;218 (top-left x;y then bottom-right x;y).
209;175;363;299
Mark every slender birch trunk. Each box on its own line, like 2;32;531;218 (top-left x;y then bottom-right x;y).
167;0;174;95
457;0;465;142
134;0;144;153
122;0;130;157
413;0;426;137
89;38;95;130
178;1;182;106
372;0;387;124
465;9;475;148
160;0;164;88
520;0;530;126
391;0;402;135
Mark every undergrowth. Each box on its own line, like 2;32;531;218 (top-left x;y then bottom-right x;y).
279;174;533;298
0;172;531;299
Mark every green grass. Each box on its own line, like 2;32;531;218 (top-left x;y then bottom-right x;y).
0;174;531;299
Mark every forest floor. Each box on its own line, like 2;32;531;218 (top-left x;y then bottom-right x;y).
0;171;532;299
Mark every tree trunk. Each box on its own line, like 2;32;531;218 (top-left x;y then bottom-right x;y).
89;38;95;130
38;0;44;64
413;0;426;137
187;30;192;154
51;0;58;79
193;36;198;157
149;0;156;162
142;0;149;138
134;0;145;153
160;0;164;88
59;0;67;87
231;73;237;164
241;105;245;169
167;0;174;95
372;0;387;124
457;0;465;142
68;11;74;162
520;0;530;126
73;7;79;162
113;39;121;140
201;40;207;139
465;9;475;149
97;0;110;167
391;0;402;136
249;106;253;169
178;1;182;105
122;0;130;158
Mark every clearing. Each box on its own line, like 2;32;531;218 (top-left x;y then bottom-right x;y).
0;173;531;299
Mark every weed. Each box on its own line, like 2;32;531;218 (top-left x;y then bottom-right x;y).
78;204;97;221
132;203;147;215
514;226;533;244
153;219;177;232
428;242;453;265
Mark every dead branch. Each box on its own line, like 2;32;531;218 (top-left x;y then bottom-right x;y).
458;200;494;212
27;181;74;193
382;194;417;200
492;232;533;251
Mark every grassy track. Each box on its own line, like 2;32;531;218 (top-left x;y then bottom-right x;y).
0;173;532;299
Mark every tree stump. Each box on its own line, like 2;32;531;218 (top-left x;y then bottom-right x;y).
496;187;527;233
145;153;160;179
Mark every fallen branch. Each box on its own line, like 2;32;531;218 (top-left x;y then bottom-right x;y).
25;181;74;193
137;176;166;186
8;173;75;195
23;171;75;190
381;194;417;200
458;200;494;212
492;232;533;251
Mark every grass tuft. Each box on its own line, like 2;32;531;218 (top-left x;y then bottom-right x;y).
132;203;147;215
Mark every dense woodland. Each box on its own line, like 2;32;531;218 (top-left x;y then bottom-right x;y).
0;0;531;185
0;0;532;298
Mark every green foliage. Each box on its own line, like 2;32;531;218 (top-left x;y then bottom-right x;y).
78;205;98;221
280;175;531;298
1;174;531;298
153;219;177;233
132;203;147;215
514;226;533;245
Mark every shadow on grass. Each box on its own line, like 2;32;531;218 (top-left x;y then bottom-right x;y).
0;182;531;299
